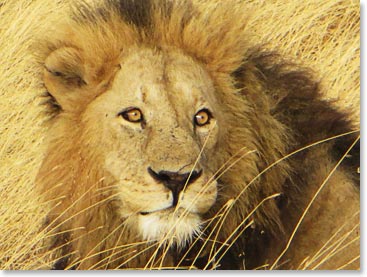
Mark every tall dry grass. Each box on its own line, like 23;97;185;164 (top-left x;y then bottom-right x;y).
0;0;359;270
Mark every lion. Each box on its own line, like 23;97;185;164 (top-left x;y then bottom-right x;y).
35;0;360;270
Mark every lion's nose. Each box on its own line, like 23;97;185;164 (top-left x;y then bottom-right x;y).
147;167;202;206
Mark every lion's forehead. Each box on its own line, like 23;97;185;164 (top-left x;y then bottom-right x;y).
111;48;214;106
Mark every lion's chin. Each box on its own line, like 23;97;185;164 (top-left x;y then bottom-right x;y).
137;208;202;248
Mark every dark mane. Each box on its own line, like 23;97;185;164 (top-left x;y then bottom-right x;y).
233;50;359;177
108;0;153;29
232;50;359;268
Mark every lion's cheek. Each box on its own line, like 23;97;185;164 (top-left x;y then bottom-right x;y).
182;182;218;214
103;151;142;178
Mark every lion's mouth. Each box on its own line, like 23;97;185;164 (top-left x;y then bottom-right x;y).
139;205;196;217
139;206;174;216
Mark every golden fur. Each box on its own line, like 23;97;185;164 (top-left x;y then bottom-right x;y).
1;0;359;270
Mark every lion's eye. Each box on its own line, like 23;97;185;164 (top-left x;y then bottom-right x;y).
194;109;212;126
119;108;143;123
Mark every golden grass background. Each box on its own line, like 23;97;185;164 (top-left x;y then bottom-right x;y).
0;0;360;270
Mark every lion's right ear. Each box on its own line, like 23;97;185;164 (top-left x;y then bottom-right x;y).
44;47;86;111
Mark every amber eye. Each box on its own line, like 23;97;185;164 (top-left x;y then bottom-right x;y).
194;109;212;126
119;108;143;123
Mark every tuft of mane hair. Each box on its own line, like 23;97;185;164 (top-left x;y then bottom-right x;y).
35;0;359;270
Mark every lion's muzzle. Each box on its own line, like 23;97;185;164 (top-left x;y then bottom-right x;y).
147;167;202;206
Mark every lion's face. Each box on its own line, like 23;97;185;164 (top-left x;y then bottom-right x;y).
81;48;220;245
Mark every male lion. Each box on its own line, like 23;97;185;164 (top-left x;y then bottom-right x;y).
36;0;360;270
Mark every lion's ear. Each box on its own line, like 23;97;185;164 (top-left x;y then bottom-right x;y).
44;47;87;111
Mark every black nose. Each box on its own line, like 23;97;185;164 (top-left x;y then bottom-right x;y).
148;167;202;206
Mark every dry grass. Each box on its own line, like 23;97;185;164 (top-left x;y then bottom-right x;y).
0;0;359;270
